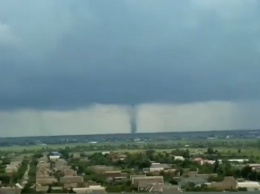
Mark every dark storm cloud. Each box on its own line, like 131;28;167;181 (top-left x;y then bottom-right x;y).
1;0;260;110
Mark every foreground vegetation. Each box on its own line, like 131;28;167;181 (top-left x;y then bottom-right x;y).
1;138;260;193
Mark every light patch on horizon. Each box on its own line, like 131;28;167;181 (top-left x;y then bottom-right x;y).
0;104;129;137
1;101;260;137
0;22;20;47
138;102;240;133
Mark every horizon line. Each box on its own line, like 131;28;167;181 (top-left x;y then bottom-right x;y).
0;128;259;139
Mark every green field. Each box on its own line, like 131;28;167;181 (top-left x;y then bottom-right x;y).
0;138;260;159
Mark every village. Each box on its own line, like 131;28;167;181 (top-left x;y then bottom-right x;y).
1;147;260;193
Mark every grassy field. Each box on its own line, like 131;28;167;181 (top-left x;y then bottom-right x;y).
0;138;259;154
1;145;260;161
0;143;84;152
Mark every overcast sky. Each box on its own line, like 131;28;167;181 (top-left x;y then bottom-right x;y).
1;0;260;137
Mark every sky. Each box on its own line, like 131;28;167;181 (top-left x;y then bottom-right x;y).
1;0;260;137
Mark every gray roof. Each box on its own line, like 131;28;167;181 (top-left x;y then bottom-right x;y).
60;176;84;184
151;163;171;169
178;177;207;188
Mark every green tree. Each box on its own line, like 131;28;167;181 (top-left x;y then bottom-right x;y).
207;147;214;154
145;149;156;160
21;185;35;193
213;159;219;173
59;150;69;159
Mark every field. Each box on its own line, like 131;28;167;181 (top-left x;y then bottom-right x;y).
1;138;260;160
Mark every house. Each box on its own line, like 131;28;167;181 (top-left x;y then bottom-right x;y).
5;161;21;175
210;176;237;191
130;175;147;183
38;157;49;163
144;163;173;175
178;177;207;188
196;173;218;180
37;161;50;168
101;151;110;155
132;176;164;191
51;187;63;192
249;164;260;171
194;158;204;165
182;170;197;177
35;183;49;193
54;159;68;171
194;158;215;165
150;163;171;169
49;151;62;161
163;184;183;193
63;168;77;176
174;156;185;161
145;183;164;192
104;171;127;182
36;172;50;178
237;181;260;191
73;185;107;194
227;159;249;163
150;163;172;171
5;165;18;175
60;176;84;189
36;166;51;178
0;187;21;194
141;182;183;193
49;155;60;161
36;177;58;186
107;152;127;162
87;185;107;193
90;165;115;174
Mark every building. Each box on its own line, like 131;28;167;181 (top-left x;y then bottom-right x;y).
237;181;260;191
104;171;127;182
132;176;164;191
0;187;21;194
73;185;107;194
49;151;62;160
210;176;237;191
60;176;84;189
174;156;185;161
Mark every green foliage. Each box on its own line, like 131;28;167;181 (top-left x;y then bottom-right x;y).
172;149;190;158
1;158;11;165
80;152;87;157
123;152;151;169
32;153;43;159
186;184;220;192
145;149;156;160
213;159;219;173
28;159;38;186
198;163;214;174
21;185;35;193
12;159;29;183
207;147;215;155
84;173;106;185
0;174;11;184
208;175;224;182
105;181;137;193
59;150;70;159
88;153;112;166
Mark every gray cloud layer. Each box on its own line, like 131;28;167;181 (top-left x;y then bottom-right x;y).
1;0;260;136
1;0;260;110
